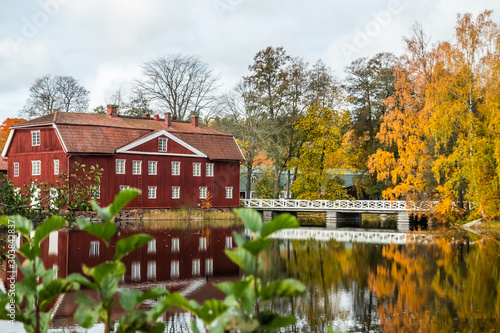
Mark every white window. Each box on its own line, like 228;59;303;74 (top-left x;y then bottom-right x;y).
225;187;233;199
116;159;125;174
31;185;40;208
147;239;156;253
225;236;233;249
206;163;214;177
193;163;201;177
148;186;157;199
205;259;213;276
49;187;58;209
147;261;156;280
131;262;141;281
91;185;100;200
54;160;59;175
159;137;167;152
132;160;142;175
199;237;207;251
13;162;19;177
53;264;58;279
148;161;158;175
171;162;180;176
32;160;41;176
120;185;130;192
172;186;180;199
192;259;200;276
31;130;40;146
171;238;179;252
199;187;207;199
48;231;58;255
171;260;179;277
90;241;99;256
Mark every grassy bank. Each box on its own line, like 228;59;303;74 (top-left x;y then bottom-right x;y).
138;209;243;229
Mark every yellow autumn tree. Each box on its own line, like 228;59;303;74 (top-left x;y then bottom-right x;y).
290;91;351;200
368;23;436;204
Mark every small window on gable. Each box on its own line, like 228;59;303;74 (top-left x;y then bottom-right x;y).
159;137;167;152
54;160;59;175
31;130;40;146
13;162;19;177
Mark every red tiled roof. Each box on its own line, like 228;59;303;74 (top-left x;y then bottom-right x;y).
13;112;244;161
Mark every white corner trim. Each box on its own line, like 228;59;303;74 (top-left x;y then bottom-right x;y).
233;137;245;161
1;129;15;157
116;130;207;158
52;124;68;153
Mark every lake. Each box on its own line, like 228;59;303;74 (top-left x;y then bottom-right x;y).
3;222;499;332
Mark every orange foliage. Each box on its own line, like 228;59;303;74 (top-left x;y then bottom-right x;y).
0;118;26;151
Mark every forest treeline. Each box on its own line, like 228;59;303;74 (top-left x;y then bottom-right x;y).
1;10;498;222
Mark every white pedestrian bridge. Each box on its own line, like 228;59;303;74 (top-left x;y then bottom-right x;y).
240;199;434;232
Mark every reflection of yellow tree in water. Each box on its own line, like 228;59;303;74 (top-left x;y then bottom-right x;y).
263;239;383;332
371;239;500;332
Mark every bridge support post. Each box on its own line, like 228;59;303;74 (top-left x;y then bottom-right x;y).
326;211;337;229
397;212;410;232
262;210;273;222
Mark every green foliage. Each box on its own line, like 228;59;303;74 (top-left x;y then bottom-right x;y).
253;168;280;199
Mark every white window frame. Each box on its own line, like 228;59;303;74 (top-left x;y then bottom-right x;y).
31;130;40;146
192;259;200;276
53;159;59;175
199;237;207;251
131;262;141;281
148;161;158;175
90;240;100;256
148;186;157;199
205;258;213;276
172;186;180;199
193;163;201;177
120;185;130;192
159;137;167;152
91;185;100;200
225;187;233;199
206;163;214;177
32;160;41;176
48;231;58;255
171;161;180;176
116;159;125;174
171;260;179;278
199;187;207;199
132;160;142;175
147;239;156;253
171;238;180;252
13;162;19;177
225;236;233;249
147;261;156;280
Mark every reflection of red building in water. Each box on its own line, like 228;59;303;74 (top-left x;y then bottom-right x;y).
1;227;240;329
38;227;239;282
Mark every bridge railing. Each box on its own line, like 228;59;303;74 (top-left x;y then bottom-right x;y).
240;199;420;211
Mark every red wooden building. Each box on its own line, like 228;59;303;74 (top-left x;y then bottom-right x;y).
1;106;244;208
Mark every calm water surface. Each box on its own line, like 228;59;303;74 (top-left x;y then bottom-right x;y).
16;222;500;332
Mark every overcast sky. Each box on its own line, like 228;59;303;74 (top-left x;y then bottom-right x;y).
0;0;498;123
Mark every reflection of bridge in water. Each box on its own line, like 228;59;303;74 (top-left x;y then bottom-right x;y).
267;228;433;244
241;199;433;232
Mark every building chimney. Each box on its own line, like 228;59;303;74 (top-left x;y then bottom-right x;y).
165;112;172;127
191;115;199;127
107;105;118;116
153;114;160;121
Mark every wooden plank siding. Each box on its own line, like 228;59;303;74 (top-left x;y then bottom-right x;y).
7;126;241;209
